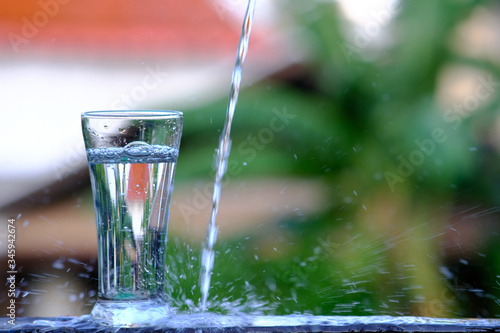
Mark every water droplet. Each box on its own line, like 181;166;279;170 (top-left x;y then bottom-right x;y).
52;258;65;270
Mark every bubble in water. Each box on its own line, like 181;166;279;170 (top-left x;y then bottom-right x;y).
105;147;120;157
124;141;153;157
87;145;178;164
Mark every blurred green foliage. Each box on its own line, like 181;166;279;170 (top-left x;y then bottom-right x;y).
160;0;500;318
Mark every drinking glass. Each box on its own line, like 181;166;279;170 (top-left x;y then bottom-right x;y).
81;110;182;326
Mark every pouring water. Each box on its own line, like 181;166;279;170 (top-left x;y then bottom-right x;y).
200;0;257;312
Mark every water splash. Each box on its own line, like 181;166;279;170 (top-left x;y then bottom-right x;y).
10;314;500;331
200;0;257;312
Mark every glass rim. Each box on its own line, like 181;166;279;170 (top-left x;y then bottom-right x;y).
82;110;183;119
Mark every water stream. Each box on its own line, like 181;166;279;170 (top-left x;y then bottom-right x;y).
200;0;257;312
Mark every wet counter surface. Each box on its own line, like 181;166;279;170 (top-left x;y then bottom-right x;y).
1;315;500;333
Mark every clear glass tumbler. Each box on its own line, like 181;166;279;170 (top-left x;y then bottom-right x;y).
81;110;182;326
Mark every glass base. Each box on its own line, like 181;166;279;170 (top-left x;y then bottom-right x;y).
91;298;174;327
